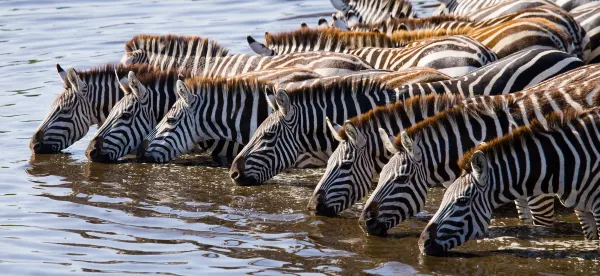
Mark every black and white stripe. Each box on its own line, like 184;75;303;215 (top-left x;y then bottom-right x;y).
309;48;582;218
571;2;600;64
330;0;416;28
30;64;156;154
362;73;600;235
420;107;600;256
433;0;505;16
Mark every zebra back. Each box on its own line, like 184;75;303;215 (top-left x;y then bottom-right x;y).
333;0;416;26
122;34;230;71
399;49;583;98
433;0;504;16
233;67;322;85
467;0;558;22
571;2;600;64
351;15;472;34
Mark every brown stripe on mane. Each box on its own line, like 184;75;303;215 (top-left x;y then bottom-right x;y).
338;93;463;140
353;15;472;32
458;108;596;172
124;34;229;56
182;75;269;96
265;28;396;49
119;66;191;95
390;27;473;45
282;76;387;102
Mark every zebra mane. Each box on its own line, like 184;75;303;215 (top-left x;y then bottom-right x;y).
120;67;192;95
396;96;518;148
458;108;596;172
471;17;571;44
352;15;472;32
65;63;158;89
124;34;230;57
338;93;463;140
182;76;268;97
284;76;387;103
390;27;473;45
265;28;395;49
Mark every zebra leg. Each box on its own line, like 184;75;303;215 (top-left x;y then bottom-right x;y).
577;209;598;240
528;194;555;227
514;199;534;225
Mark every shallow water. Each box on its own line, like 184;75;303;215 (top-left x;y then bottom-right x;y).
1;0;599;275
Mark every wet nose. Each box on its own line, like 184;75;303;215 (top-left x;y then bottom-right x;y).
136;139;150;161
229;155;245;181
86;136;105;162
307;191;338;217
30;130;55;154
358;203;387;236
419;222;445;256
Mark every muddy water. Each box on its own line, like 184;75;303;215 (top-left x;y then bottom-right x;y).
2;0;599;275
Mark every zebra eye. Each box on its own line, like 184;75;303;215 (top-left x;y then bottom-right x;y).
342;159;353;166
396;175;408;183
166;117;177;124
122;112;132;119
263;131;276;138
456;197;470;206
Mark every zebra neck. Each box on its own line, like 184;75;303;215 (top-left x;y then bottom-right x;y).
84;74;123;126
195;85;268;144
146;79;178;122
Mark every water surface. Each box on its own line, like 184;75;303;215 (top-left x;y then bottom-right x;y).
1;0;599;274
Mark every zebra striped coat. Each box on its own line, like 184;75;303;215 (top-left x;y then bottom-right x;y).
420;108;600;256
330;0;415;27
361;75;600;236
30;64;158;154
399;49;583;98
308;48;582;218
571;2;600;64
433;0;505;16
121;34;230;71
140;68;450;163
228;78;401;186
467;0;558;22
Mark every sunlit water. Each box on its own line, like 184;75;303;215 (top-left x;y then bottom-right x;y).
1;0;599;275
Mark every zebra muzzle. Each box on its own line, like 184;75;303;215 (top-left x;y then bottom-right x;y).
229;155;259;186
358;203;388;236
30;129;57;154
419;222;446;256
86;136;111;163
307;191;338;217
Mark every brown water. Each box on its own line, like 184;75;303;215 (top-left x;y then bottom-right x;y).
2;0;600;275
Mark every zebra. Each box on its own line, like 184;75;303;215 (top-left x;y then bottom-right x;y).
361;74;600;236
87;67;322;162
121;34;230;71
419;108;600;256
308;48;582;217
467;0;559;22
571;2;600;64
139;68;450;163
330;0;415;28
249;34;498;78
227;77;408;186
556;0;600;11
399;49;583;98
30;63;158;154
351;15;473;34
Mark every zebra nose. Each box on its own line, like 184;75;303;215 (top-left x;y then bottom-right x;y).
359;203;387;236
30;130;55;154
136;139;150;161
229;155;245;181
86;136;106;162
419;222;445;256
308;191;338;217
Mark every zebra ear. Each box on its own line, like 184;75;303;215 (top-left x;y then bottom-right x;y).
115;69;129;92
327;117;345;142
398;23;408;32
332;14;350;31
471;150;488;184
330;0;348;11
379;128;398;154
346;10;359;27
275;88;291;116
264;86;278;111
176;80;193;107
247;35;274;56
318;17;329;29
127;71;146;99
344;121;365;147
66;67;85;93
300;22;309;29
57;63;67;84
400;131;414;153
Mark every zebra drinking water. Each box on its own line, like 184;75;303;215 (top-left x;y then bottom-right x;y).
420;108;600;256
361;74;600;236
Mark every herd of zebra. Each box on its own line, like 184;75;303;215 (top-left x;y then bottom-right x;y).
30;0;600;256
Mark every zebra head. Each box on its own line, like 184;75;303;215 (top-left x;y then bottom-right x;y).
308;119;373;216
359;130;427;236
31;65;91;153
138;80;199;163
229;88;300;186
419;150;492;256
120;49;148;65
86;71;151;162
